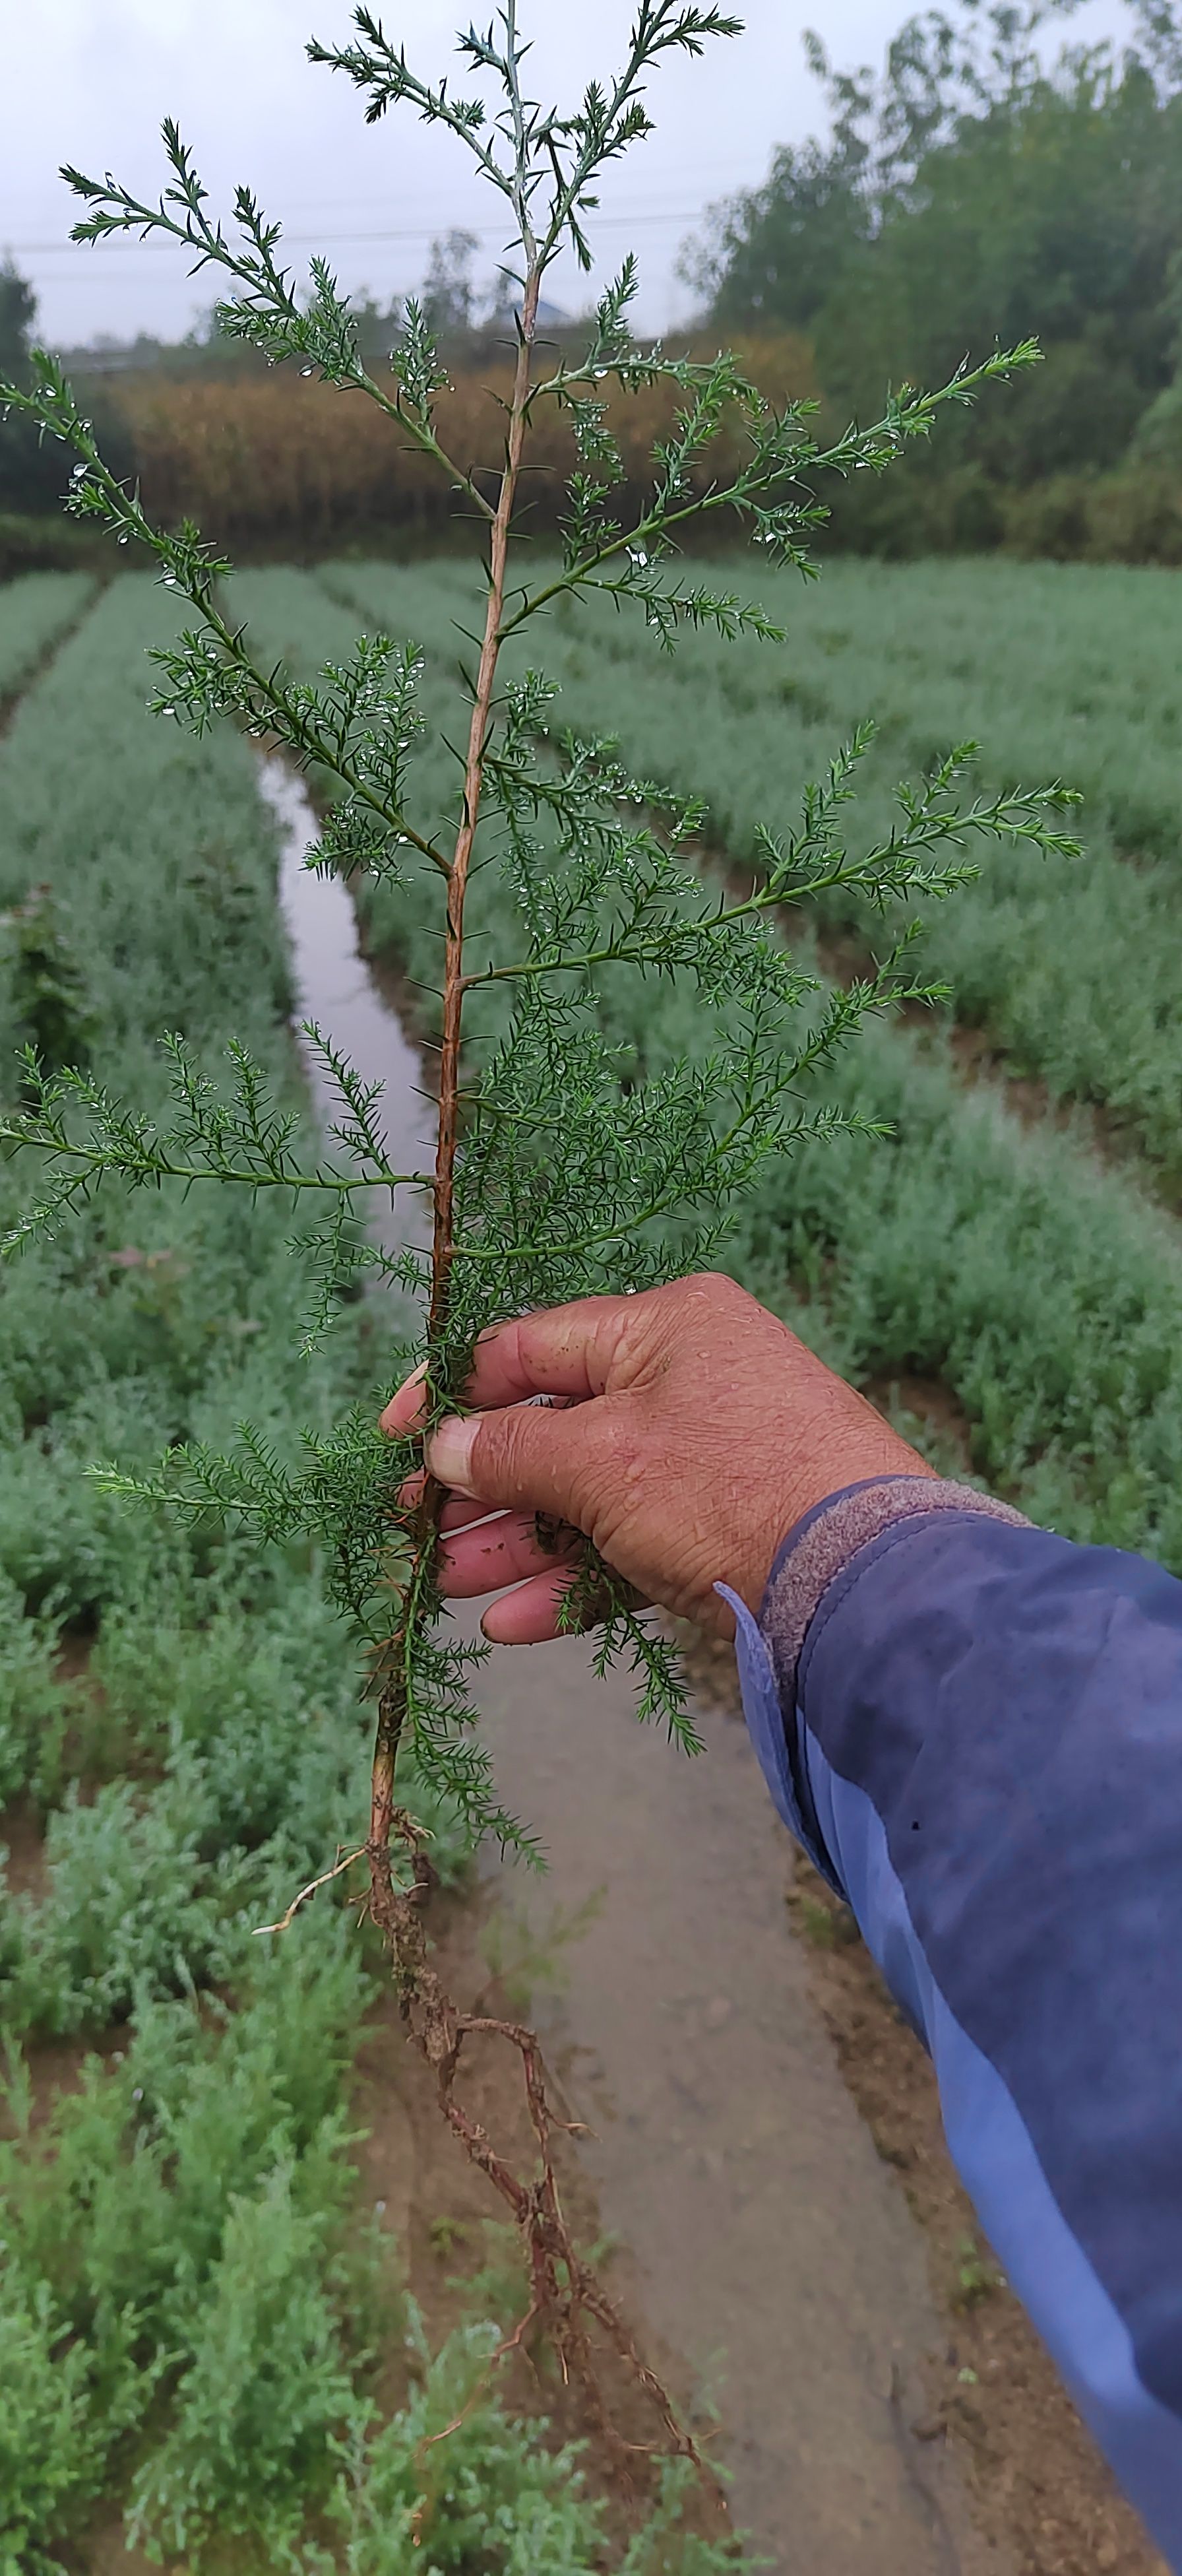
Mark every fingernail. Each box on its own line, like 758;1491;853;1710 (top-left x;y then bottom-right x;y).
425;1415;479;1494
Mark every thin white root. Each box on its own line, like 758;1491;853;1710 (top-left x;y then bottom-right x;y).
252;1844;368;1937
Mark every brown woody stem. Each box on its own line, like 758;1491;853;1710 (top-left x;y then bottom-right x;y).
367;262;542;1871
356;255;714;2510
429;263;542;1345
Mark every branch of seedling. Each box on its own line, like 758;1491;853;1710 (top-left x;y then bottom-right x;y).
347;232;720;2481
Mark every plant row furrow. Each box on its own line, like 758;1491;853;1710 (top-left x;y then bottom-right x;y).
0;569;98;711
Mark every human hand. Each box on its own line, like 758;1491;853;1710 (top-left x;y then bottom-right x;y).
381;1272;932;1643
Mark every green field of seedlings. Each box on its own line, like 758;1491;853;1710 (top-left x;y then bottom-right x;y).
5;550;1182;2567
323;554;1182;1173
239;558;1182;1562
0;577;736;2574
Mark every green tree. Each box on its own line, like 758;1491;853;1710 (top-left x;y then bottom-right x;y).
0;261;136;520
0;264;36;379
0;264;65;513
689;2;1182;481
679;135;869;335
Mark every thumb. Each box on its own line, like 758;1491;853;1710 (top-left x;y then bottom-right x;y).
426;1400;596;1526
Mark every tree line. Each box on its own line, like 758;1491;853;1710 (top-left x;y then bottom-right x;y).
5;0;1182;562
683;0;1182;525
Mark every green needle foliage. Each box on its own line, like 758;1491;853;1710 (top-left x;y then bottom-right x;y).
0;3;1078;1851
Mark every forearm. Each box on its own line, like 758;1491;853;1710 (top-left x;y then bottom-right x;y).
727;1483;1182;2567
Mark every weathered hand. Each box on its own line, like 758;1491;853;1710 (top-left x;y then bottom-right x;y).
381;1272;931;1642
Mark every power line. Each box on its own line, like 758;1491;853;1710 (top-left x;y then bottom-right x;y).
0;158;757;242
1;191;737;262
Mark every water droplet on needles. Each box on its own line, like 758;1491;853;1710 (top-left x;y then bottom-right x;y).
70;463;87;481
117;532;129;546
299;363;315;377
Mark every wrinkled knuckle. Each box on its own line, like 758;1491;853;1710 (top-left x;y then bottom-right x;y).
699;1268;751;1315
660;1268;744;1325
467;1407;520;1500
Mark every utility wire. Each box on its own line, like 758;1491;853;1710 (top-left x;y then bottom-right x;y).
5;199;721;261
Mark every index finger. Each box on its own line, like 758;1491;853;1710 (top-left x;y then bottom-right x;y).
380;1295;635;1437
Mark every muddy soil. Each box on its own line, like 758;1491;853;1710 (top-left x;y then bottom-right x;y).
678;1635;1170;2576
475;1630;1003;2574
782;1844;1168;2576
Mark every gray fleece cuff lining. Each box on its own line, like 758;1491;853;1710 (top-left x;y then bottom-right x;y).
761;1475;1030;1716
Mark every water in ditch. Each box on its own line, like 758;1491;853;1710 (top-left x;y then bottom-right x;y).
268;756;1004;2576
261;754;435;1252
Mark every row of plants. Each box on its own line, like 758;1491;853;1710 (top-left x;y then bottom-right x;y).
234;560;1182;1567
0;577;730;2572
317;551;1182;1180
0;568;95;700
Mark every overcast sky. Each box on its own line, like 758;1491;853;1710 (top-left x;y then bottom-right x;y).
1;0;1131;346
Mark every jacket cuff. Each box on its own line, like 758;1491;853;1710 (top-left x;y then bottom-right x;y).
761;1473;1030;1723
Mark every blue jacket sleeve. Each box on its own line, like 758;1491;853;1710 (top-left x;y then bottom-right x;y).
723;1477;1182;2568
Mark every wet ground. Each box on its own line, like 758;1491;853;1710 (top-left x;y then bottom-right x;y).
268;757;1009;2574
479;1645;1004;2573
